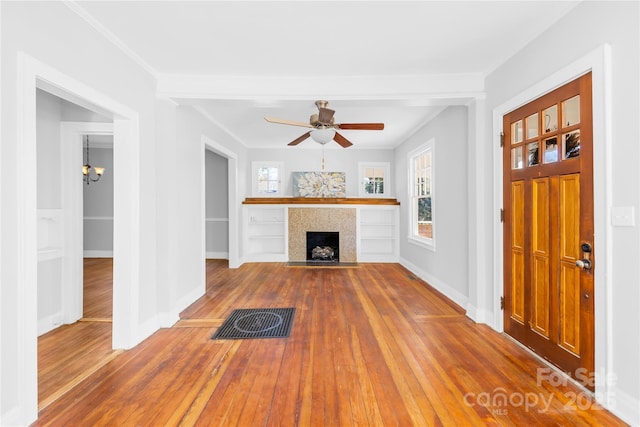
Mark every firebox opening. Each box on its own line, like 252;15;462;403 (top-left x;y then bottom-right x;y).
306;231;339;263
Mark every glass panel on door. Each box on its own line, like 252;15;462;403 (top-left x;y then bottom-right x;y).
528;142;540;166
562;95;580;127
512;147;523;169
563;130;581;159
526;113;539;139
544;137;558;163
512;120;523;144
543;105;558;134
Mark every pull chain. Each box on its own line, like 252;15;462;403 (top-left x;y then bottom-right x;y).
322;144;325;170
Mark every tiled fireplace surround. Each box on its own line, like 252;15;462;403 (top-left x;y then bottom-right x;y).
288;208;357;263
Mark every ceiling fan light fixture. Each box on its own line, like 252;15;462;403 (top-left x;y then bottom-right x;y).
264;100;383;148
310;128;336;145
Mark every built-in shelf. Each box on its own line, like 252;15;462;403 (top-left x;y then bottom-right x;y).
358;206;399;261
244;206;288;262
243;203;400;263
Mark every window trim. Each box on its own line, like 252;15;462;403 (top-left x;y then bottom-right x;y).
407;139;435;251
358;162;391;198
251;161;284;197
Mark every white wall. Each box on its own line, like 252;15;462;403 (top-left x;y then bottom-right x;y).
154;98;178;320
83;145;114;256
483;1;639;424
206;150;229;258
247;147;395;198
395;106;469;307
1;2;158;423
36;89;64;335
36;89;63;209
153;104;247;327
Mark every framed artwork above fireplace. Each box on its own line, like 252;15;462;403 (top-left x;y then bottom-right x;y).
292;171;346;198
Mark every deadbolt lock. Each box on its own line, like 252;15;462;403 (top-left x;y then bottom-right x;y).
577;242;593;271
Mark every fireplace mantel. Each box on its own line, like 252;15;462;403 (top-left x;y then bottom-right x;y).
243;197;399;205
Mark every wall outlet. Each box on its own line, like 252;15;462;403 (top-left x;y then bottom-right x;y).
52;313;63;326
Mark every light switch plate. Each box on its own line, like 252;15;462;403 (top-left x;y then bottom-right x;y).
611;206;635;227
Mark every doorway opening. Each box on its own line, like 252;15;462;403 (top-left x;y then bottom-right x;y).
81;132;114;323
36;90;117;409
202;135;240;274
17;53;142;421
205;148;230;261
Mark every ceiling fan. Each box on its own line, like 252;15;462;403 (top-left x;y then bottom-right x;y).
264;100;384;148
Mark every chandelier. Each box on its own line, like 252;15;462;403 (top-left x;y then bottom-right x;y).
82;135;105;185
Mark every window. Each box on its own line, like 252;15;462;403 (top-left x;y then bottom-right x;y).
409;141;434;249
358;162;390;197
252;161;284;196
509;95;582;171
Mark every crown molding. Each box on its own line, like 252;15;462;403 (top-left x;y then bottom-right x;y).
156;73;485;101
192;106;248;148
63;1;158;79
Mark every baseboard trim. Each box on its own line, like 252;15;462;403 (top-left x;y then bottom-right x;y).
399;257;468;311
156;285;206;329
609;386;640;426
0;405;24;427
83;250;113;258
38;312;64;336
206;251;229;259
465;303;494;327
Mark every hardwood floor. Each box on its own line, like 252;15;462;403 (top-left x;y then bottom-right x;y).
82;257;113;319
34;260;627;426
37;258;117;410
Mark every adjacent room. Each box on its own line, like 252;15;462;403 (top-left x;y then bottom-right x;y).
1;1;638;426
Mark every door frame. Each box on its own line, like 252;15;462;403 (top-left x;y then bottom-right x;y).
201;135;240;269
59;122;114;324
493;45;612;401
16;53;142;422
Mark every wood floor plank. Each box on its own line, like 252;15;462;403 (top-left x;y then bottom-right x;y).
34;260;628;426
175;340;242;426
327;274;373;427
82;258;113;319
265;276;313;426
348;327;386;426
37;322;115;407
349;268;456;425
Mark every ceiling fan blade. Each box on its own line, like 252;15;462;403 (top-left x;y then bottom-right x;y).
317;107;335;124
333;132;353;148
265;116;314;128
337;123;385;130
288;131;311;146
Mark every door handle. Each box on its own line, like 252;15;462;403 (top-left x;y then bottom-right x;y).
577;242;593;271
576;259;592;271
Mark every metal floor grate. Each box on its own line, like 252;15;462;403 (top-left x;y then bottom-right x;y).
211;307;296;340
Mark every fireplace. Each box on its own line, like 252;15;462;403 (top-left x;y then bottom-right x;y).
306;231;339;263
288;208;356;263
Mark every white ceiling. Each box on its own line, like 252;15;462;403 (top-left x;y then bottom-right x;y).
74;1;581;149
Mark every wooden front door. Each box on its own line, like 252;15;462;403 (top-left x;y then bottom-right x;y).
503;73;594;388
